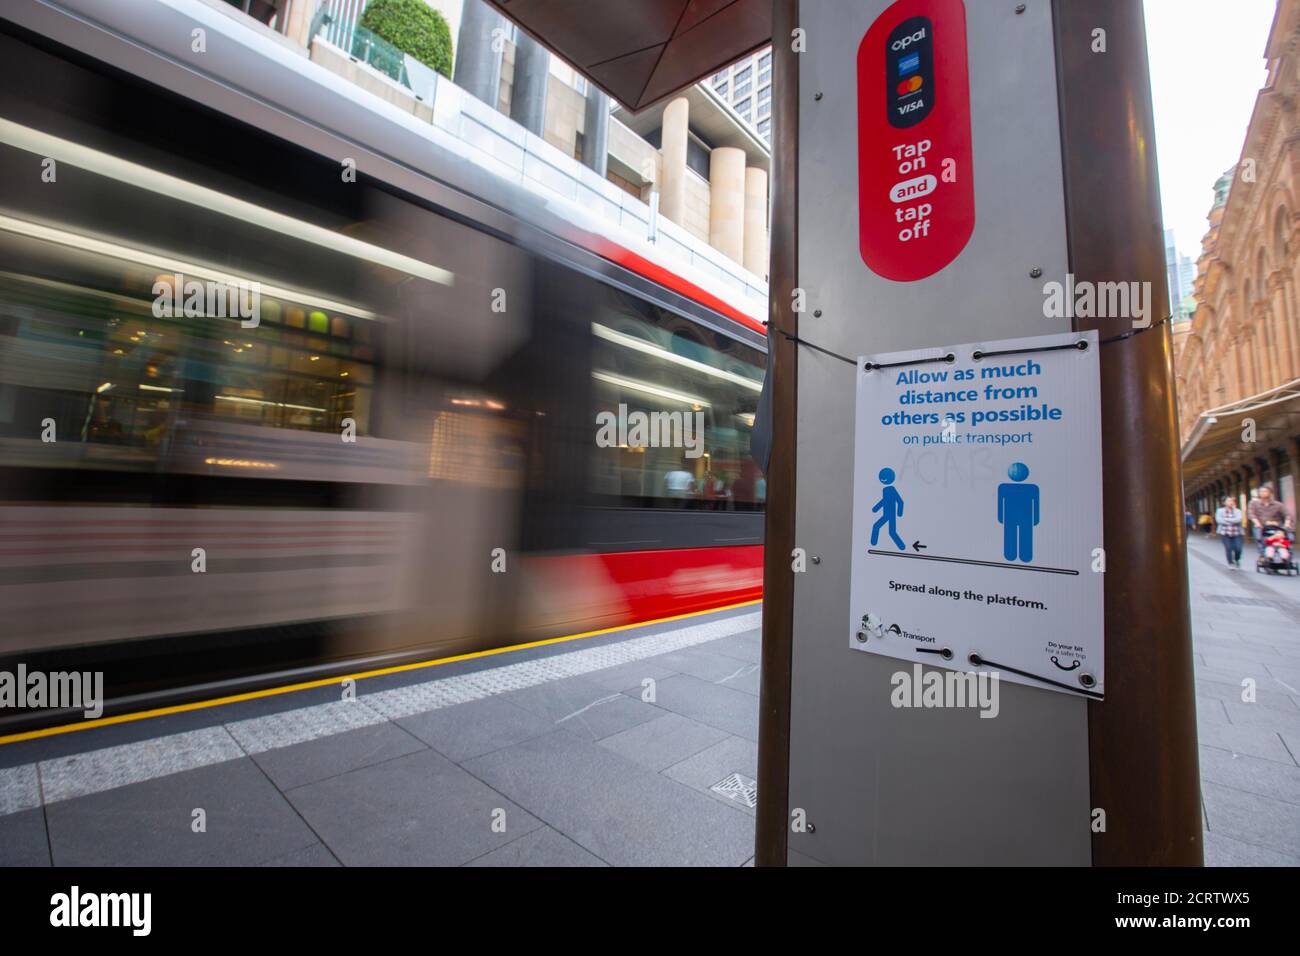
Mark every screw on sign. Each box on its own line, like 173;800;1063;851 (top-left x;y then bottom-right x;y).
857;0;975;281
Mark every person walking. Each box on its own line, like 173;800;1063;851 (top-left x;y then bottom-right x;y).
1216;496;1245;568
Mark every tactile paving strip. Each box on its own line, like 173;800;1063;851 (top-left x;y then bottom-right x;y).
3;610;761;812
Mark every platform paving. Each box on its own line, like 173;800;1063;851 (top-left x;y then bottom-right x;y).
1186;533;1300;866
0;605;762;867
2;537;1296;867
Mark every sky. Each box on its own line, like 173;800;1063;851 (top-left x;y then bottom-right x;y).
1144;0;1278;263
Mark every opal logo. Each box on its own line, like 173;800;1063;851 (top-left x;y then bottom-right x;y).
891;27;926;51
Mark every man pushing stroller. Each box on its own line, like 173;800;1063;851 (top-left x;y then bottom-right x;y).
1246;484;1297;575
1247;483;1292;554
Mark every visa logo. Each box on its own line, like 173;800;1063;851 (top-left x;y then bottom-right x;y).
897;99;925;116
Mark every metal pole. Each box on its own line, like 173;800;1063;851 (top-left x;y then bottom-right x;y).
1053;0;1203;865
754;0;798;868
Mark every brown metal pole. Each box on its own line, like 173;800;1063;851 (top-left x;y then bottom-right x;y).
1054;0;1203;865
754;0;798;867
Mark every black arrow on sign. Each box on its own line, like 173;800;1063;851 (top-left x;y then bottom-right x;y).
911;541;927;552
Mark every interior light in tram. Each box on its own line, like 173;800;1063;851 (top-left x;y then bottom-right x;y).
0;214;378;322
591;370;713;408
0;117;455;288
592;323;763;392
214;395;327;413
202;458;280;470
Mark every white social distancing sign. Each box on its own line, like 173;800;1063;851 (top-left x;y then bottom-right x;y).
849;330;1105;698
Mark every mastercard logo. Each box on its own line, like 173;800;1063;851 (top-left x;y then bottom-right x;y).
896;75;923;95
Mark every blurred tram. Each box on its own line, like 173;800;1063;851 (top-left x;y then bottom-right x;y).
0;2;766;729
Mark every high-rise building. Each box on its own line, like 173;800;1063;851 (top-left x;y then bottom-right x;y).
1178;254;1195;306
707;48;773;144
1164;227;1197;320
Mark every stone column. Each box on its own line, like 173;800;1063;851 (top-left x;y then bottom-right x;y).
1232;331;1246;401
708;146;746;264
1270;272;1295;380
581;86;610;177
1281;273;1299;380
509;28;549;137
1273;447;1291;520
659;97;689;227
1253;325;1266;393
1292;437;1300;515
742;166;769;277
1242;329;1256;397
1260;304;1280;389
282;0;318;46
453;0;505;108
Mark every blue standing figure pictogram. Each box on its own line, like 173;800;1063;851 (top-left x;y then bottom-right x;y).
997;461;1039;562
870;467;906;551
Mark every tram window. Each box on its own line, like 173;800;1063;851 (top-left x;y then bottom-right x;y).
1;36;536;482
181;297;375;435
589;290;765;510
0;262;377;457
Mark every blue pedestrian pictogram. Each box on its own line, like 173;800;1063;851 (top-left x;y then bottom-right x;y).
997;462;1040;562
870;467;906;550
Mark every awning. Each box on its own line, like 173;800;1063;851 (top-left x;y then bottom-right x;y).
1181;378;1300;488
487;0;772;112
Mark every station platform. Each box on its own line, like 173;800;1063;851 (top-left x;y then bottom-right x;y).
5;539;1293;869
0;603;762;867
1185;534;1300;866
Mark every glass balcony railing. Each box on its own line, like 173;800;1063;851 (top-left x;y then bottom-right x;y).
349;25;410;87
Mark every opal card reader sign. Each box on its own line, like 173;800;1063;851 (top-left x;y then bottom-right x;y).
849;331;1105;699
858;0;974;281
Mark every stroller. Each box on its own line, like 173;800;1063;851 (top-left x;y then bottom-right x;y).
1255;524;1299;575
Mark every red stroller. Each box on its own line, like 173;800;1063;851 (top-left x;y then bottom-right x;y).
1256;524;1299;575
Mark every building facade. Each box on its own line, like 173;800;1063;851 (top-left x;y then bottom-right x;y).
1176;0;1300;522
212;0;770;282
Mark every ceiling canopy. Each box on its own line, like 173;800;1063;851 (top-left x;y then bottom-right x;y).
488;0;772;112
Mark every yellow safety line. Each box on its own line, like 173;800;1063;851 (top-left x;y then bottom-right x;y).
0;599;762;746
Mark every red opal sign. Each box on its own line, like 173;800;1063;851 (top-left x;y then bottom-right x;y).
857;0;974;281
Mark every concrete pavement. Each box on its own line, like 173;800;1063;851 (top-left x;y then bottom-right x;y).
0;605;762;867
1186;531;1300;865
2;535;1297;867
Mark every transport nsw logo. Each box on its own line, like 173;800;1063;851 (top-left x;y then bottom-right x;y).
857;0;974;281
